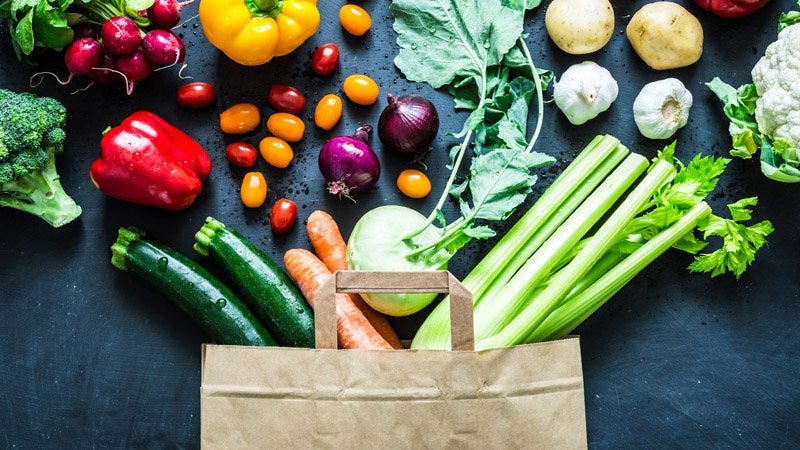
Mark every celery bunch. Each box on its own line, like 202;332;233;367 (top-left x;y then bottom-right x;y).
412;136;773;350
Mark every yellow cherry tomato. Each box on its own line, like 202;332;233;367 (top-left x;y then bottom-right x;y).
396;169;431;199
266;112;305;142
259;136;294;168
220;103;261;134
339;4;371;36
240;172;268;207
343;74;379;106
314;94;343;130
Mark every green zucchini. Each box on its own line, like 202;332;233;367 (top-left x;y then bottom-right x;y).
111;227;276;346
194;217;315;348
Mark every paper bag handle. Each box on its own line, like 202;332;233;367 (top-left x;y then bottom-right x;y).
316;271;474;351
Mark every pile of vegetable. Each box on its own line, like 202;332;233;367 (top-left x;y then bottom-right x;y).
1;0;193;93
708;2;800;183
0;89;81;227
412;137;773;350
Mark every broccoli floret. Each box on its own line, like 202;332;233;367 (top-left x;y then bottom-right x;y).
0;90;81;227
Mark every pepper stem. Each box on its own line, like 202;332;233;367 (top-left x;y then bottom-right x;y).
252;0;278;12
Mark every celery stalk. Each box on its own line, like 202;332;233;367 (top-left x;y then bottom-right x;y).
476;159;676;350
474;145;629;312
473;153;650;341
410;135;623;349
527;202;712;342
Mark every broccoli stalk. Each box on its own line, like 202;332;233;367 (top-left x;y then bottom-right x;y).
0;147;82;227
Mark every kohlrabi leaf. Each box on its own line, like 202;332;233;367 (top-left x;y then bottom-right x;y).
391;0;524;89
457;149;554;222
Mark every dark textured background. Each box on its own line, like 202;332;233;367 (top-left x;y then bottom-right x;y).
1;0;799;447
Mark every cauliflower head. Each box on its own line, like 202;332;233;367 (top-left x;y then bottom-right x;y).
751;24;800;148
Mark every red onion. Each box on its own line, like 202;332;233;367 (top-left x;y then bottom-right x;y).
318;125;381;199
378;94;439;155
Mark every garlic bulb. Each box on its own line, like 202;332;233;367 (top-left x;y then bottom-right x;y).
633;78;693;140
553;61;619;125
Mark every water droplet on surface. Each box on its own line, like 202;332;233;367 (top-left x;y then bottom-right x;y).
157;257;168;272
216;298;227;308
132;151;142;161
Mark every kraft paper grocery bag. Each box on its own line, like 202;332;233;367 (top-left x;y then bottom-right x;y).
201;271;587;449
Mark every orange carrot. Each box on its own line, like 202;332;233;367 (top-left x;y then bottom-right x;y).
284;248;393;350
306;210;404;349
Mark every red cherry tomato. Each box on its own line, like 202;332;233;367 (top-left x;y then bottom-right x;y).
311;43;339;77
268;84;306;115
269;198;297;234
225;142;258;168
176;82;215;109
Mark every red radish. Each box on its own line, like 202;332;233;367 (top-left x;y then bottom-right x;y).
29;37;103;87
147;0;194;30
89;54;121;85
142;30;184;66
115;48;154;95
72;23;97;39
65;38;104;76
101;17;142;56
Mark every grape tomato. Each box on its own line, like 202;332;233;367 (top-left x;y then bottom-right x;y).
225;142;258;168
268;84;306;114
311;43;340;76
269;198;298;234
240;172;268;208
177;82;215;109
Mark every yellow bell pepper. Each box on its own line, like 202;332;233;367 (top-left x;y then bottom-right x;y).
199;0;319;66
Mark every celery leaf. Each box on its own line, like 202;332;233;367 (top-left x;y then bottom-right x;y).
689;198;774;279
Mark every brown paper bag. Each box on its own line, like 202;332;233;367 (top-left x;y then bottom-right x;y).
201;271;587;449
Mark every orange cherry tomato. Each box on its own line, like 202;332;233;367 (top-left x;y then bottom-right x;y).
220;103;260;134
396;169;431;199
266;112;305;142
240;172;268;208
343;74;379;106
314;94;343;130
259;136;294;169
339;4;371;36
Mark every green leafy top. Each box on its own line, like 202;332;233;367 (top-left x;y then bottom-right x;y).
0;0;153;60
391;0;553;263
606;144;773;279
689;198;774;279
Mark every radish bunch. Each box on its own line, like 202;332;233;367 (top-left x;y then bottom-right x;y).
34;0;193;95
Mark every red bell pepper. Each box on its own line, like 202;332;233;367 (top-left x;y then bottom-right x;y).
90;111;212;210
694;0;770;18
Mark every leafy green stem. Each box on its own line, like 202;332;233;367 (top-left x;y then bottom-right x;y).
404;76;489;241
520;37;544;153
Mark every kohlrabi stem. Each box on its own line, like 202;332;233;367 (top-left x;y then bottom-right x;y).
405;216;467;258
527;202;712;343
520;37;544;153
404;72;489;241
476;159;676;350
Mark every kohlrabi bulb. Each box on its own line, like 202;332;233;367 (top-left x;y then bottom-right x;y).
553;61;619;125
633;78;693;140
